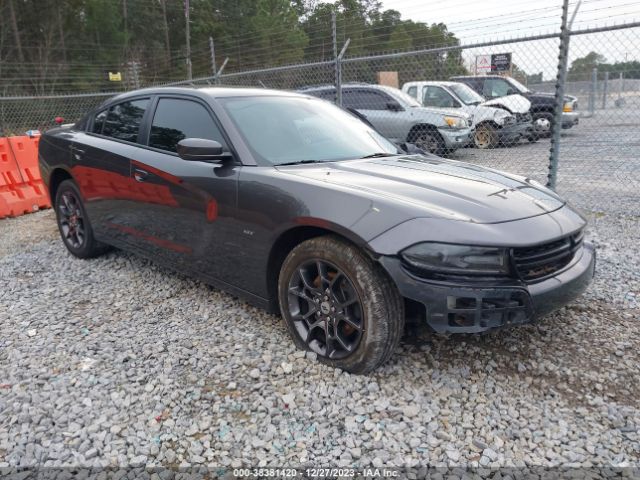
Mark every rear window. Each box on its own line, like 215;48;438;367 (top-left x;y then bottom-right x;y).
102;98;150;143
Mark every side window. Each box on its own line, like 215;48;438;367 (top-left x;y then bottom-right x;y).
406;86;417;99
341;89;358;109
423;86;456;108
352;90;390;110
149;98;226;153
317;90;337;103
483;79;510;98
91;109;107;134
102;98;149;142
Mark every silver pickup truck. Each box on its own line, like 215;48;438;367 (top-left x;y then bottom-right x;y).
300;83;473;155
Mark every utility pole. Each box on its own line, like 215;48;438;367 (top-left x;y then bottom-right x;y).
332;9;340;106
7;0;25;64
160;0;171;67
123;0;128;51
185;0;192;80
209;36;217;77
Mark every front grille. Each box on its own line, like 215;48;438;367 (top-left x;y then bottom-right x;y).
503;116;517;127
516;112;532;123
513;230;584;282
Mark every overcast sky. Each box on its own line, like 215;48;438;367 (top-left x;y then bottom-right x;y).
380;0;640;80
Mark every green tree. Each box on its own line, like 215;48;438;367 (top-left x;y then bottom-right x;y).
568;51;607;80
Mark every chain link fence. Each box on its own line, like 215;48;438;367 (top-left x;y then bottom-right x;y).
0;23;638;216
0;93;114;135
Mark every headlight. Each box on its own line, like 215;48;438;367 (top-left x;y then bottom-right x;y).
443;116;468;129
563;102;573;112
401;243;510;275
493;110;513;125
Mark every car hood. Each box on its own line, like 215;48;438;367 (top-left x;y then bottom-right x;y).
525;91;575;104
482;94;530;114
413;106;471;119
277;155;565;224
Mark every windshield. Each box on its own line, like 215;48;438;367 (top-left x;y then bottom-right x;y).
506;77;530;94
386;88;421;107
221;96;398;165
448;83;485;105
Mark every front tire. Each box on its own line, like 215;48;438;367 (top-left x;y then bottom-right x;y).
409;128;446;156
278;236;404;374
473;123;498;149
532;113;553;137
54;179;109;258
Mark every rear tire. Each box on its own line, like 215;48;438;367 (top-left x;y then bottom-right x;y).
278;235;404;374
54;179;109;259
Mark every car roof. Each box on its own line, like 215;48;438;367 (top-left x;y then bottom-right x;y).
405;81;459;87
450;75;507;79
106;86;310;104
301;83;399;92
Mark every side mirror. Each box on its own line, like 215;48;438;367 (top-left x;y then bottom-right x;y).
386;101;403;112
177;138;231;162
506;88;515;95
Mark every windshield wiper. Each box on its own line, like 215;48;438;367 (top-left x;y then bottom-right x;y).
277;160;323;166
360;152;399;159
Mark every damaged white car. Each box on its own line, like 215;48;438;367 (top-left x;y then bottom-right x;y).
402;80;534;149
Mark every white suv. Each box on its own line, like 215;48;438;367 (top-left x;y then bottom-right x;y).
402;81;533;149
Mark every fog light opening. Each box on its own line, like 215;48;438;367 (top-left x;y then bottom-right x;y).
448;312;474;327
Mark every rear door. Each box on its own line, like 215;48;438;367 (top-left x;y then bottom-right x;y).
70;97;151;242
123;95;239;281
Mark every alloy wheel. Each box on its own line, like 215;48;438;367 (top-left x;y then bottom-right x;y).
534;117;551;133
474;127;492;149
287;260;364;359
58;191;86;249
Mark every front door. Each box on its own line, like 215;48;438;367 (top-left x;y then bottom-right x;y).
344;88;406;143
124;96;239;283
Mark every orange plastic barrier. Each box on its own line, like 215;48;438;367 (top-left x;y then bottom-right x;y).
0;135;50;220
8;136;50;210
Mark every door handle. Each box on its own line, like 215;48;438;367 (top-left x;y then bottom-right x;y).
133;168;149;182
70;145;85;160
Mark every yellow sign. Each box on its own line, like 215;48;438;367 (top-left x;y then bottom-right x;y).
108;72;122;82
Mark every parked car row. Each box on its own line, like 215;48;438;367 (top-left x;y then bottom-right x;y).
301;84;473;155
300;75;580;155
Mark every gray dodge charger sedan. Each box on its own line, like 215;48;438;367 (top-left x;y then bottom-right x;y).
38;87;595;374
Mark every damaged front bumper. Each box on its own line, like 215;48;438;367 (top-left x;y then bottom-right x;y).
379;243;595;333
497;121;532;143
438;127;473;149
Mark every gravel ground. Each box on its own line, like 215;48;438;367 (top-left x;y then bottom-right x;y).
0;208;638;473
